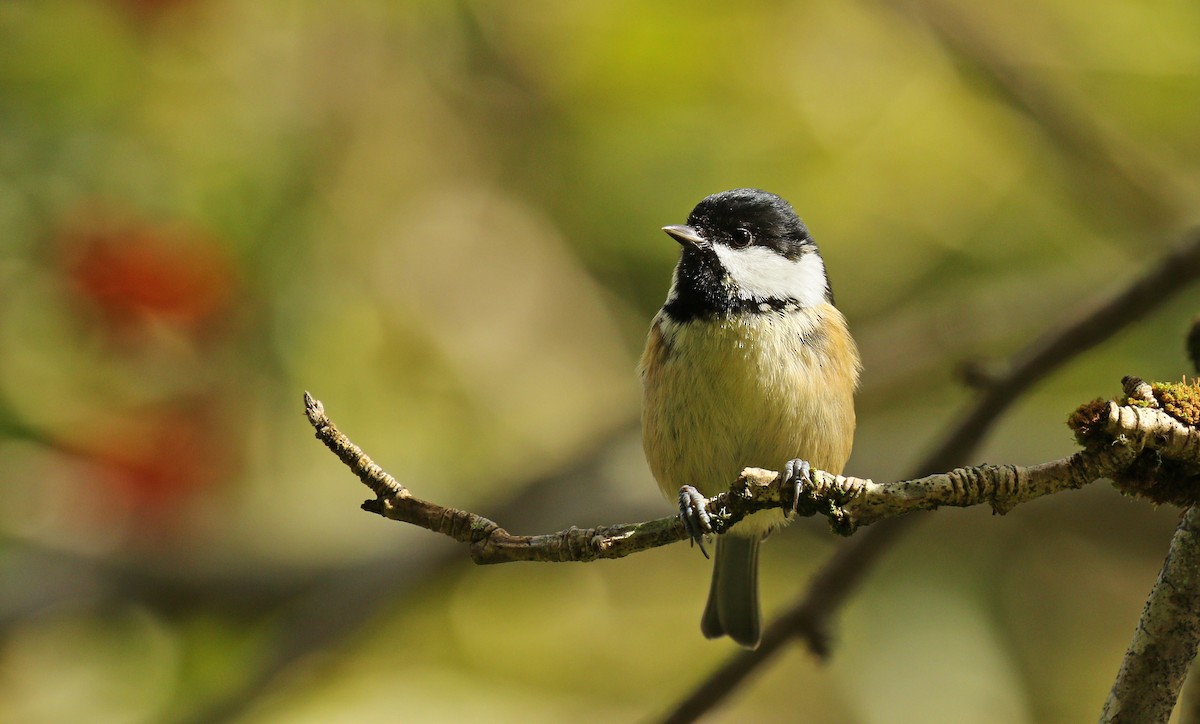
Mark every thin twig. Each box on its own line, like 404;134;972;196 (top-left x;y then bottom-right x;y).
310;393;1198;562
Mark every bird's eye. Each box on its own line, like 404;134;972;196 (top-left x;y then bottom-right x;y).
731;227;754;248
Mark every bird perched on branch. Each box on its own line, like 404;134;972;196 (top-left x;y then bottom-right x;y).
640;188;860;648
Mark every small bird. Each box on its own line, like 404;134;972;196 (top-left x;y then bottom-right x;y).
640;188;860;648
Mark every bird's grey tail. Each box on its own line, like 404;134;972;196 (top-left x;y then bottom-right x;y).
700;536;761;648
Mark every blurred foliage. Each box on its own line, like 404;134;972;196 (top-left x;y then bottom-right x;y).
1;0;1198;721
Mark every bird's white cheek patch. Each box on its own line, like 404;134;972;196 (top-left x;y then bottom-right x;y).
713;245;827;307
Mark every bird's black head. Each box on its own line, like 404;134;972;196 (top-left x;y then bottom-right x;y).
683;188;812;259
661;189;830;322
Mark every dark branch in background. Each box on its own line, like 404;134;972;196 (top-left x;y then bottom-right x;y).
1188;315;1200;375
661;231;1200;723
929;231;1200;475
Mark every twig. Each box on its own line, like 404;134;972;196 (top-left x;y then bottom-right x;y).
305;392;685;563
309;392;1198;561
1102;505;1200;722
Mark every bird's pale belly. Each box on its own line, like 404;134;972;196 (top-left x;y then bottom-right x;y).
640;303;858;537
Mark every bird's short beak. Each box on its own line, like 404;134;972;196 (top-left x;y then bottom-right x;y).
662;224;707;247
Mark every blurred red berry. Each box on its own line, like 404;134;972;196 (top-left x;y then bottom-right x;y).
57;207;236;336
60;399;236;529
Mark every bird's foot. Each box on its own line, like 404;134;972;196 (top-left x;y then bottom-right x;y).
677;485;712;559
783;458;813;515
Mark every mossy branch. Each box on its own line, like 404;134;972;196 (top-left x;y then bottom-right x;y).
306;383;1200;563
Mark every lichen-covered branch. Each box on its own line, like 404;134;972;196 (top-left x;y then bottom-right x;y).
792;449;1128;533
308;391;1200;561
1105;400;1200;463
1102;505;1200;722
768;397;1196;533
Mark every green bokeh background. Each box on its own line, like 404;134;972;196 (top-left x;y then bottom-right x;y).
2;1;1199;721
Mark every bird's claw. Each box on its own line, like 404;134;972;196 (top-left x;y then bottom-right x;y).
677;485;712;559
784;458;813;515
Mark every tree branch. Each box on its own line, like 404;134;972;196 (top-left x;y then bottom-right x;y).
304;392;683;563
309;392;1198;563
1101;326;1200;722
1102;505;1200;722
